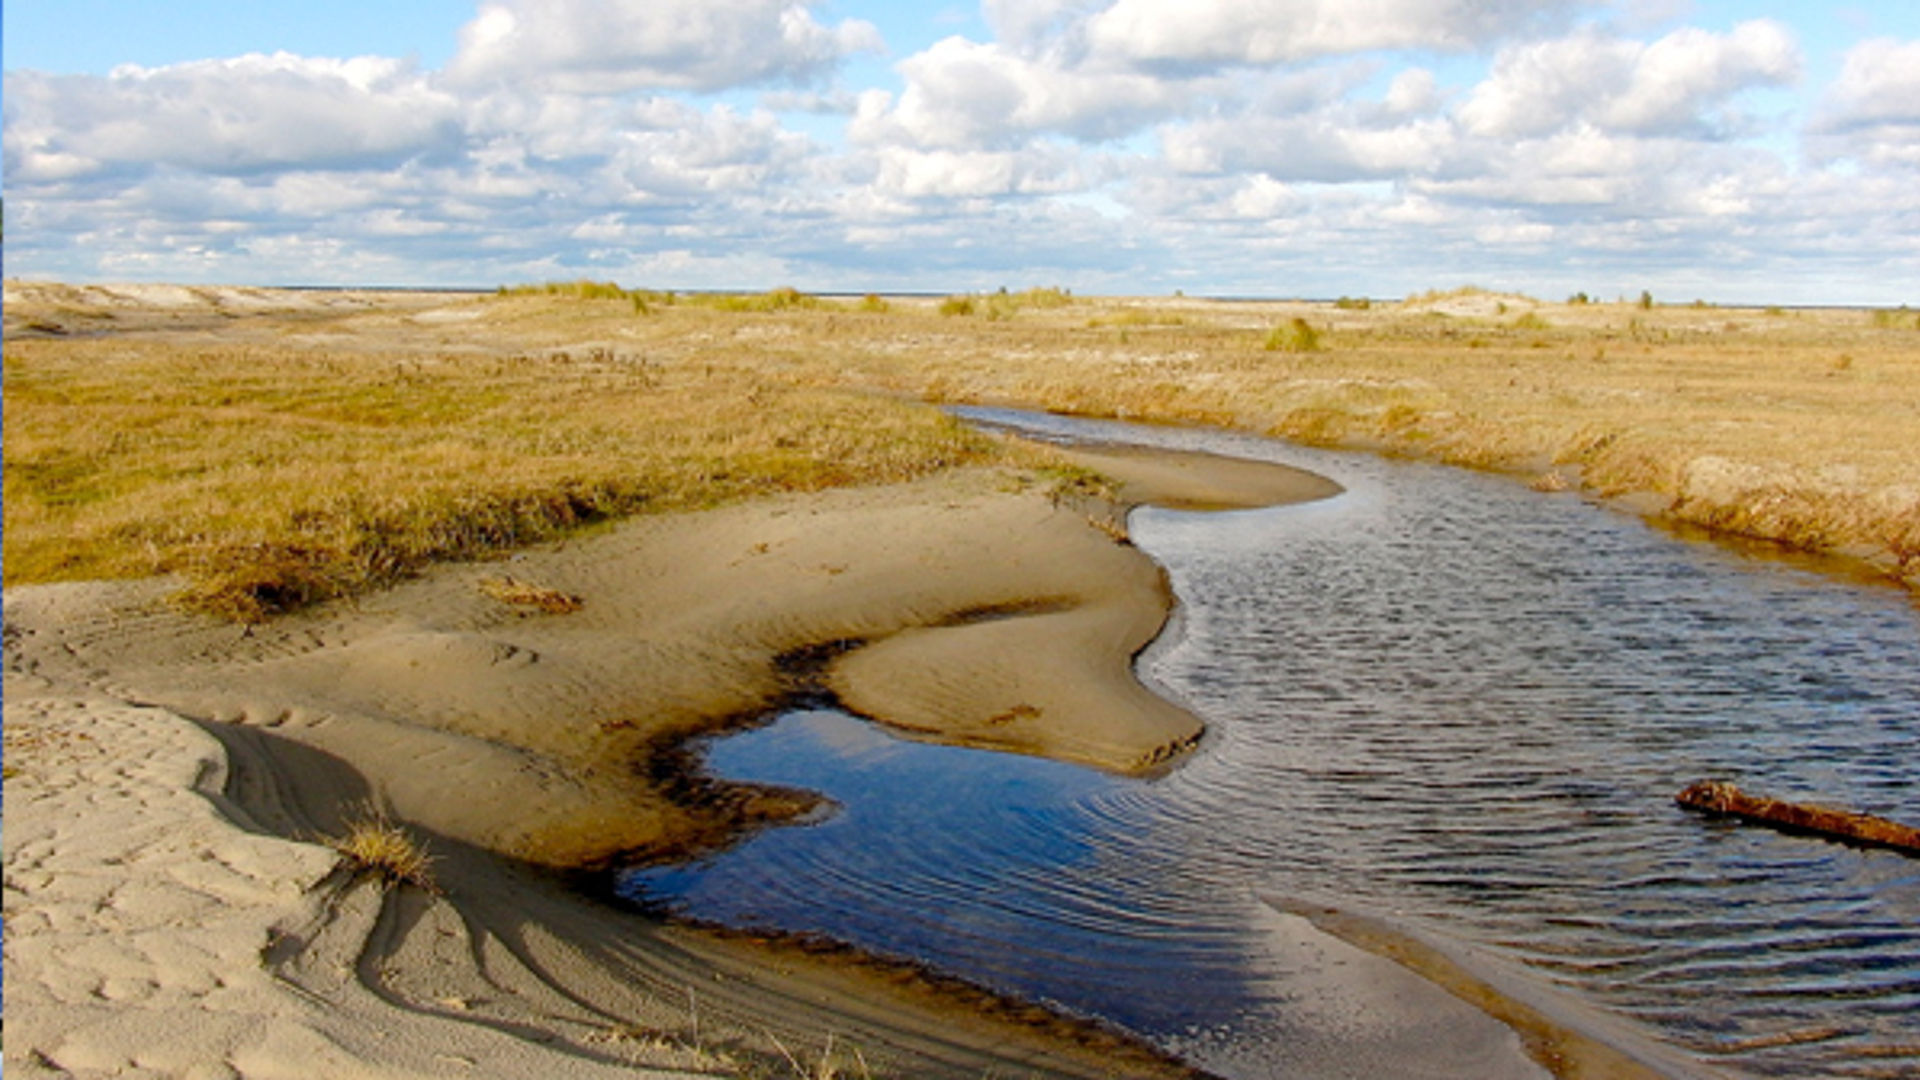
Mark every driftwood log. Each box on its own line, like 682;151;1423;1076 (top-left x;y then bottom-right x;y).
1676;781;1920;856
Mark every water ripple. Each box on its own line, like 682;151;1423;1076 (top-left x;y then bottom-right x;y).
623;410;1920;1078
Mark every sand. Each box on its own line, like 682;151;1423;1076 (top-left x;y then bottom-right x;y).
4;446;1654;1078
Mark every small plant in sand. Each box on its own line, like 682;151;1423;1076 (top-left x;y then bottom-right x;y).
1085;513;1131;545
766;1031;874;1080
1870;306;1917;330
1264;317;1323;353
937;295;976;317
327;810;438;892
478;575;585;614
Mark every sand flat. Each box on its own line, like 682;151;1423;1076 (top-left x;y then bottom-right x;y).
5;466;1233;1077
4;448;1604;1079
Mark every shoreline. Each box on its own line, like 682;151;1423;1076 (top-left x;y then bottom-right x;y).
5;454;1314;1078
7;442;1660;1079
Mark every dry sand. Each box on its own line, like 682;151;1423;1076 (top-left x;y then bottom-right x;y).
5;446;1646;1078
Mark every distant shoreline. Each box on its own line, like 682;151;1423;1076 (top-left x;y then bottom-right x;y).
9;275;1908;310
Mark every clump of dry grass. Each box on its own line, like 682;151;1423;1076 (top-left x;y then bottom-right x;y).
326;810;438;892
1264;317;1323;353
1084;514;1131;545
687;286;820;313
479;575;584;613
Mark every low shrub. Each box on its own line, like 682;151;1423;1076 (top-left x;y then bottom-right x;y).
1265;318;1323;353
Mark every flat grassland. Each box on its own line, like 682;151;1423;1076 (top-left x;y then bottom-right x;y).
7;281;1916;611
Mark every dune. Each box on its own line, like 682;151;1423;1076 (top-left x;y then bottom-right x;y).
7;452;1332;1078
7;435;1642;1079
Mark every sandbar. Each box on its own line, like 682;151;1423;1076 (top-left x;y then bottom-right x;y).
4;444;1653;1078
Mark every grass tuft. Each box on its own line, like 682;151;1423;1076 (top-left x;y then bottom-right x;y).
478;575;585;614
326;810;438;892
1264;318;1323;353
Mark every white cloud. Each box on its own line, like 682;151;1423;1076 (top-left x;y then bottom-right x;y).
851;36;1189;149
1599;22;1798;133
981;0;1103;51
5;4;1916;303
1820;38;1920;127
866;143;1097;198
3;54;460;181
1083;0;1581;68
1163;111;1451;182
444;0;880;94
1808;38;1920;170
1459;21;1799;139
1384;69;1441;116
874;148;1021;197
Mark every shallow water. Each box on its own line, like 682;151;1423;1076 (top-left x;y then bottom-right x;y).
623;410;1920;1079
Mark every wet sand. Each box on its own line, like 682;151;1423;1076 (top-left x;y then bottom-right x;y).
4;446;1659;1078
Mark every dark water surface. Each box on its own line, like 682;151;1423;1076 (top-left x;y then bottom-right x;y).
623;409;1920;1079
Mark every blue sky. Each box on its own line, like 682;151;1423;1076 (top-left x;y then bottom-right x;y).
6;1;1920;302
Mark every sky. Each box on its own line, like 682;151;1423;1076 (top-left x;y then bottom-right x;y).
5;1;1919;303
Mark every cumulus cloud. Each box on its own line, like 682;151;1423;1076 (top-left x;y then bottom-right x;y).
1818;38;1920;128
6;1;1917;302
850;37;1191;150
1162;109;1451;182
865;142;1100;198
1457;20;1799;139
1082;0;1581;69
981;0;1105;51
1808;38;1920;169
3;54;461;182
444;0;880;94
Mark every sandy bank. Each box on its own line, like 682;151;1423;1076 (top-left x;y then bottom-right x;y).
4;443;1645;1080
8;452;1336;1079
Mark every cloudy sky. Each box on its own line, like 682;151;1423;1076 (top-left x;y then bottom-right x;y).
5;1;1919;302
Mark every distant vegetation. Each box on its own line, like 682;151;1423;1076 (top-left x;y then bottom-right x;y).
7;282;1918;612
1264;317;1323;353
498;279;669;314
4;299;1015;619
936;286;1074;320
1871;306;1918;330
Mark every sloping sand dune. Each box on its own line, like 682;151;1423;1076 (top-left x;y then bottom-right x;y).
5;448;1621;1079
6;468;1249;1078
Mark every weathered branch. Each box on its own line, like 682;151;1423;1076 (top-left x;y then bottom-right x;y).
1676;781;1920;856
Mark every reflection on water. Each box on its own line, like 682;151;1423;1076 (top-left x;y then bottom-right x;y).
623;409;1920;1079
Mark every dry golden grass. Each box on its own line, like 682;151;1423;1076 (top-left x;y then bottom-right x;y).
6;283;1917;610
478;575;585;614
3;290;1013;618
326;810;438;892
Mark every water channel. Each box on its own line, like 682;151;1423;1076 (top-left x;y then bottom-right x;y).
623;409;1920;1078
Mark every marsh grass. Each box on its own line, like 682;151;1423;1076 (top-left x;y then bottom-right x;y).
1264;317;1323;353
4;324;1010;619
8;283;1918;604
688;286;821;313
